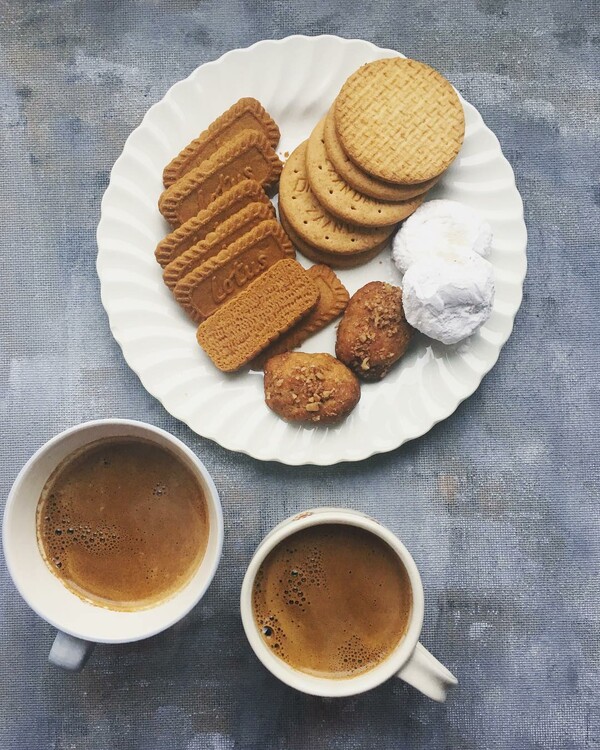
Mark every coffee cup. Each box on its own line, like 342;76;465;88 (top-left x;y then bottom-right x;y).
3;419;223;671
240;508;457;701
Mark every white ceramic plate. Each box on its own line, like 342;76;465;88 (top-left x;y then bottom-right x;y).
97;35;527;466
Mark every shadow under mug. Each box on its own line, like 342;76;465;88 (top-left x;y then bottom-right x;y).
3;419;223;671
241;508;457;701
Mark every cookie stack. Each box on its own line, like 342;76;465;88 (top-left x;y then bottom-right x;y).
154;98;351;374
279;57;465;268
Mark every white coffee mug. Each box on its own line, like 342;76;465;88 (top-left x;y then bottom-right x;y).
3;419;223;671
241;508;457;701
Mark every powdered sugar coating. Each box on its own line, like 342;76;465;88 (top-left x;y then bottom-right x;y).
392;199;493;275
402;252;495;344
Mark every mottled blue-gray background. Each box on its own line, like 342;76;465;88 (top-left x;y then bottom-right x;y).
1;1;599;748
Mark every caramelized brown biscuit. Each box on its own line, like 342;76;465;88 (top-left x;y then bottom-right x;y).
196;259;319;372
278;203;388;269
251;265;349;369
155;180;274;267
335;282;414;381
174;220;294;323
163;98;280;187
264;352;360;424
158;131;283;228
163;202;274;290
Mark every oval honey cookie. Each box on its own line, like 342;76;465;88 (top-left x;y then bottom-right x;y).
334;58;465;184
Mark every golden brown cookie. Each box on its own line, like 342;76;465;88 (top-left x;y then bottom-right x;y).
196;259;319;372
251;264;349;369
322;108;438;201
306;117;424;227
174;220;294;323
278;142;393;259
278;203;388;269
158;131;283;227
334;58;465;184
264;352;360;424
155;180;274;267
335;281;414;381
163;98;280;187
162;201;274;290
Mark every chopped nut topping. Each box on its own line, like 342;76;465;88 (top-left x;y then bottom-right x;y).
305;402;320;412
361;357;370;371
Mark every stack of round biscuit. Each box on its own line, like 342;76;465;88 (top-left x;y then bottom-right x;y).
279;57;465;268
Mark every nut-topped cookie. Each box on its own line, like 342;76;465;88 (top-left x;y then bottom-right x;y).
336;282;414;381
264;352;360;424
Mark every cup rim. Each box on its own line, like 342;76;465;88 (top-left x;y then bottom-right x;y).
240;508;425;697
2;418;224;644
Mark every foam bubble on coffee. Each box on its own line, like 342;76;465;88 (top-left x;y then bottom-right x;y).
252;525;412;679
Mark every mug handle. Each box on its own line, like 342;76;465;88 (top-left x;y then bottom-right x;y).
396;642;457;702
49;631;95;672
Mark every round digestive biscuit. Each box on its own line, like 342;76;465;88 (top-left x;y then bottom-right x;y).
334;58;465;184
306;118;424;227
323;108;438;201
278;203;388;269
278;142;392;257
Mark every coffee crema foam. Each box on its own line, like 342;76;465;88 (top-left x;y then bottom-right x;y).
252;524;412;679
36;437;209;610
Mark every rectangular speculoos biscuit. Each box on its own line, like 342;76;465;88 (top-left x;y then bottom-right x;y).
155;179;274;267
158;131;283;228
162;97;280;187
251;264;349;369
174;220;294;324
163;202;275;290
197;259;320;373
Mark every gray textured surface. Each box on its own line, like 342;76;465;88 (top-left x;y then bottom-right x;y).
1;1;599;748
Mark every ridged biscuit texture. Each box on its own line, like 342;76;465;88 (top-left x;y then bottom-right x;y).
162;202;274;289
196;259;319;372
173;219;294;323
158;131;283;227
251;264;349;368
306;117;424;227
155;179;273;267
322;108;438;201
278;203;389;269
163;97;280;187
334;58;465;184
278;142;393;256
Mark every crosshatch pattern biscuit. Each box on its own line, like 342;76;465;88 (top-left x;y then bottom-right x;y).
335;58;465;184
264;352;361;424
163;202;274;289
278;204;388;269
251;265;349;369
278;142;393;256
196;259;319;372
155;179;274;267
163;97;280;187
306;118;424;227
323;108;438;201
335;281;414;382
158;131;283;227
174;220;294;323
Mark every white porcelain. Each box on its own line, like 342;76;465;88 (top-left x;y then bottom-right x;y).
240;508;457;701
2;419;223;670
96;34;527;465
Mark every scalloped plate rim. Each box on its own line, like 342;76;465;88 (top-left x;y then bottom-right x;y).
96;34;527;466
